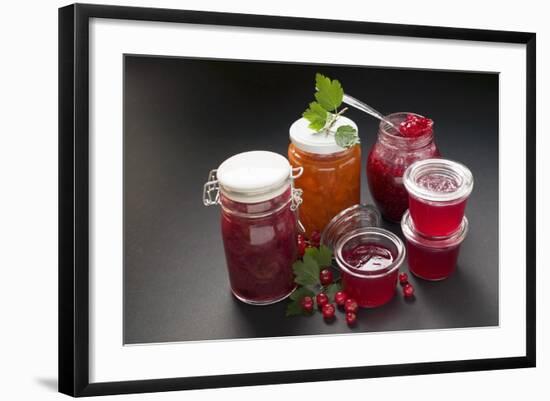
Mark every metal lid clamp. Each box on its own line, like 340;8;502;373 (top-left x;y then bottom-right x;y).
203;169;220;206
290;166;303;212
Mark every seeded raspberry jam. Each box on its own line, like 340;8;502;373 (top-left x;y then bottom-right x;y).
401;210;468;281
367;113;439;222
404;159;474;237
204;151;303;305
335;228;405;308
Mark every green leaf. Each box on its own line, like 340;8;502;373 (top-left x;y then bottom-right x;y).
314;73;344;112
289;286;315;302
285;300;304;317
305;245;333;268
293;254;321;286
325;282;342;301
335;125;360;148
302;101;328;131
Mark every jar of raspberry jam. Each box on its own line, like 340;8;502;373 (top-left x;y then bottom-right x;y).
401;210;468;281
288;116;361;237
335;228;405;308
404;158;473;237
203;151;303;305
321;204;380;251
367;112;439;222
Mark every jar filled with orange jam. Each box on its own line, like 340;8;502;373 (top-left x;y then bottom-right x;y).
288;116;361;237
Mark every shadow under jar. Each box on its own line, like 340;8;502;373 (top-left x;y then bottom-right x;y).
203;151;303;305
288;116;361;237
401;210;468;281
335;228;405;308
367;112;440;222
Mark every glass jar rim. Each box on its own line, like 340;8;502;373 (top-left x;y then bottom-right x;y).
401;209;469;248
321;204;381;251
335;227;405;278
403;158;474;203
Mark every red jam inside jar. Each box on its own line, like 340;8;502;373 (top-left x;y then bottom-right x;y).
205;151;301;305
367;113;439;222
404;159;474;237
220;189;297;304
401;210;468;281
336;228;405;308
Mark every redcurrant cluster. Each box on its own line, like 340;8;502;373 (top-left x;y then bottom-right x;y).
296;231;322;258
300;288;359;327
399;272;415;298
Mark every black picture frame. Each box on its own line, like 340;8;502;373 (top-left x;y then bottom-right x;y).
58;3;536;397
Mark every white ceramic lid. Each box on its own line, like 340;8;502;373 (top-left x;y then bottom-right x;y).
216;150;292;203
289;116;358;155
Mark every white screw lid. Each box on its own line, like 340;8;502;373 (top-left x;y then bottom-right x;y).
289;116;358;155
216;150;292;203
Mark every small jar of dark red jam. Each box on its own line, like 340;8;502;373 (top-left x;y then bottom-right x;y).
203;151;303;305
335;228;405;308
401;210;468;281
367;113;440;222
403;158;473;237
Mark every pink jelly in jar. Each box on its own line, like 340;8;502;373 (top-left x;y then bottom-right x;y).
404;159;473;237
203;151;303;305
401;210;468;281
335;228;405;308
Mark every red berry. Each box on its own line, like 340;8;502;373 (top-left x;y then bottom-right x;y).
297;234;306;258
334;291;348;307
316;293;329;309
322;303;335;320
403;283;415;298
345;312;357;326
399;272;408;286
344;298;358;313
301;296;314;313
319;268;333;286
310;230;321;248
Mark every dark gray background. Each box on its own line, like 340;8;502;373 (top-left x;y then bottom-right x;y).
123;55;499;344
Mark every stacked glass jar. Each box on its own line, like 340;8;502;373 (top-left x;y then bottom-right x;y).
402;159;474;280
203;151;303;305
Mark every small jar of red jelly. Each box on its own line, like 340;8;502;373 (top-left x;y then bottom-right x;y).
403;158;474;237
321;204;381;251
401;210;468;281
367;112;440;222
203;151;303;305
335;228;405;308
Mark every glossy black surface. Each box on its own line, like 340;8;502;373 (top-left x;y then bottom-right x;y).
124;55;499;344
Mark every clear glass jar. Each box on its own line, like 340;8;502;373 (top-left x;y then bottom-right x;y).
288;117;361;237
335;228;405;308
404;158;474;237
321;204;381;251
203;151;303;305
367;112;440;222
401;210;468;281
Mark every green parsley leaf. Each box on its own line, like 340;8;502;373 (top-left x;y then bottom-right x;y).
305;245;333;268
289;286;315;302
325;282;342;301
286;300;305;317
302;101;328;131
315;73;344;112
293;254;321;286
335;125;360;148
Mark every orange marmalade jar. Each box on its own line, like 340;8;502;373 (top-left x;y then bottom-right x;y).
288;116;361;237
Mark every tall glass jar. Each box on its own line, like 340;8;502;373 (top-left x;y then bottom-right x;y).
203;151;303;305
367;112;440;222
288;116;361;237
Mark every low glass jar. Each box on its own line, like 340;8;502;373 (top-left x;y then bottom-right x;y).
367;112;440;222
404;158;474;237
401;210;468;281
288;116;361;237
321;204;381;251
335;228;405;308
203;151;303;305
